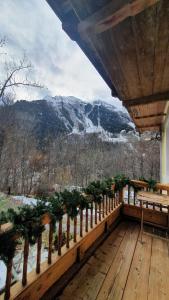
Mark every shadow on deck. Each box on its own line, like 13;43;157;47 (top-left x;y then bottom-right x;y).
55;221;169;300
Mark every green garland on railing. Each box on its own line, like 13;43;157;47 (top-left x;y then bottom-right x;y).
139;177;157;190
0;175;131;264
83;181;103;204
113;175;129;192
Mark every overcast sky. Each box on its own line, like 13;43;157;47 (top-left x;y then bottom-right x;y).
0;0;122;108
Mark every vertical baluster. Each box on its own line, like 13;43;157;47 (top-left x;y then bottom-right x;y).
36;233;42;274
105;195;108;215
99;203;101;221
85;207;88;232
74;216;77;242
22;239;29;285
95;202;97;224
153;202;155;210
66;215;70;248
134;189;136;206
111;195;114;210
4;258;13;300
80;209;83;237
48;222;53;264
102;195;105;218
90;202;93;228
146;201;148;209
128;185;130;204
108;197;110;212
58;219;62;256
114;193;116;208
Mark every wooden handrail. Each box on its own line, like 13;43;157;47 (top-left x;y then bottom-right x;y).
0;193;121;300
131;180;169;192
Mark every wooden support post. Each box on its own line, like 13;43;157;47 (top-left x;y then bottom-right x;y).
4;258;13;300
66;215;70;248
134;189;136;205
58;219;62;256
48;223;53;264
85;207;88;232
105;195;108;215
36;233;42;274
22;239;29;285
74;216;77;243
128;185;130;204
108;197;111;212
80;209;83;237
99;203;101;221
90;203;93;229
102;196;105;218
95;202;97;224
119;189;124;203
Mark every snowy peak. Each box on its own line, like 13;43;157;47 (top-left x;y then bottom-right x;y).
43;95;134;135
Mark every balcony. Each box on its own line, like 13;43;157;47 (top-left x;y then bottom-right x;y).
0;180;169;300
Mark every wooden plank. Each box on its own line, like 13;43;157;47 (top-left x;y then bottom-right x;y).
123;91;169;107
137;191;169;206
153;1;169;94
148;237;169;300
135;112;167;119
123;233;152;300
123;204;168;228
96;224;139;300
78;0;160;34
60;222;128;300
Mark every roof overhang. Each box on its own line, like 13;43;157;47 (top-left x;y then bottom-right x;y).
46;0;169;132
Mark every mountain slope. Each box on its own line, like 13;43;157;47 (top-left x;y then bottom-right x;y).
43;95;134;134
0;96;135;146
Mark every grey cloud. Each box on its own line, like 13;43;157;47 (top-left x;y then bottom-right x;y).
0;0;122;108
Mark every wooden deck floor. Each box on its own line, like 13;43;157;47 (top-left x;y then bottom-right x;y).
57;221;169;300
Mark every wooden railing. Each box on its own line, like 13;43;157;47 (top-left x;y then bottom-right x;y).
0;192;122;300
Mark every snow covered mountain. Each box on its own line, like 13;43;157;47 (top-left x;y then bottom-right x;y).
43;95;134;134
4;95;135;144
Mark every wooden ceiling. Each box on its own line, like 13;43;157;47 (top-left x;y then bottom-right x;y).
46;0;169;132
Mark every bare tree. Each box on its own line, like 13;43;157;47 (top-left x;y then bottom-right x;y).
0;38;43;105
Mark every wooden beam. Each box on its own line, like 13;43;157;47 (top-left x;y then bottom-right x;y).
134;113;167;119
123;91;169;107
78;0;160;35
137;123;161;129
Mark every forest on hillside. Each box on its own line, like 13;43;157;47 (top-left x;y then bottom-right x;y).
0;105;160;195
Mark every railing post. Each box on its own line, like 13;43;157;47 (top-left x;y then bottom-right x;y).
74;216;77;243
99;203;101;221
102;195;105;218
119;188;124;203
66;215;70;248
85;207;88;232
36;233;42;274
80;209;83;237
4;258;13;300
48;222;53;264
58;219;62;256
90;203;93;229
95;202;97;224
22;239;29;285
